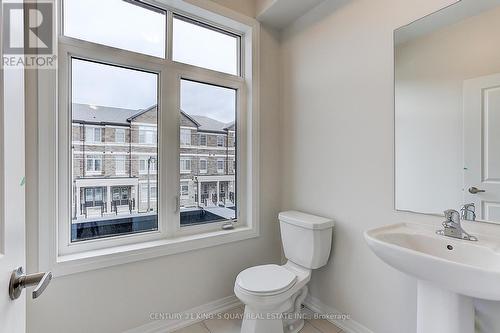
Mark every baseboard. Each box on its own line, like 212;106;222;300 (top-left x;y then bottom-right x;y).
123;295;242;333
304;295;374;333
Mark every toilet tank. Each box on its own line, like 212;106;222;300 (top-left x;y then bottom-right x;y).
279;211;334;269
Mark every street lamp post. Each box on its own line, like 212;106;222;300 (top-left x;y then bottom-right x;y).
147;156;156;212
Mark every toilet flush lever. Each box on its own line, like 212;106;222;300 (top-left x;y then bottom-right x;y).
9;267;53;300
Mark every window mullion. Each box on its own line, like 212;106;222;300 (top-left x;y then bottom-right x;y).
162;66;179;238
166;10;174;61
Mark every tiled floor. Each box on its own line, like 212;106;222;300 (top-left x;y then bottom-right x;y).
172;306;343;333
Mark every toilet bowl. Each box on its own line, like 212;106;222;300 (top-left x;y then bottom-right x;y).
234;211;334;333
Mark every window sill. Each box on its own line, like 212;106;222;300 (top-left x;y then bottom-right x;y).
49;225;259;277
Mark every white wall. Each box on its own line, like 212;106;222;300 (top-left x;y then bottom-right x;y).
26;1;284;332
279;0;500;332
395;6;500;216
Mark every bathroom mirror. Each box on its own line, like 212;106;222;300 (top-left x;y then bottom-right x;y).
395;0;500;223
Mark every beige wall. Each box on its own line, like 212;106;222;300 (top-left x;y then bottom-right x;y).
211;0;256;17
26;1;284;332
395;6;500;216
280;0;461;332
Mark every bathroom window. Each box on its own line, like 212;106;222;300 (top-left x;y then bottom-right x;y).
172;15;240;75
70;58;159;243
64;0;166;58
180;80;237;226
43;0;257;274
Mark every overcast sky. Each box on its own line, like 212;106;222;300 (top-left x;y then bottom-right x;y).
67;0;237;124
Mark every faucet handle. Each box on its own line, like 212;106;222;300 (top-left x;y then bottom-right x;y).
444;209;458;220
443;209;461;227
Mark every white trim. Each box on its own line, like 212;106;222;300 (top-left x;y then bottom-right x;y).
304;295;374;333
123;295;242;333
36;0;260;276
52;227;257;276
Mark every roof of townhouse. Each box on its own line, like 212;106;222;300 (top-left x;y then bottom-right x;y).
191;115;231;133
73;104;234;131
72;103;142;125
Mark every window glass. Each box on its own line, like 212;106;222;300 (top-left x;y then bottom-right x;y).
64;0;166;58
180;129;191;146
217;136;225;147
115;156;126;175
180;158;191;173
172;16;239;75
179;79;236;226
199;134;207;146
115;128;126;143
71;58;158;242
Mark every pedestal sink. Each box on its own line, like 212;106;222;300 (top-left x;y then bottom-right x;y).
365;222;500;333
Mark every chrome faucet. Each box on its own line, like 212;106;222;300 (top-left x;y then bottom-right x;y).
436;209;478;241
461;203;476;221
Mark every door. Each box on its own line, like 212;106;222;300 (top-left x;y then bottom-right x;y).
0;6;27;332
464;73;500;221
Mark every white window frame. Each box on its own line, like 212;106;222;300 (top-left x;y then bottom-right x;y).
85;125;102;143
138;125;157;145
199;133;207;146
139;155;158;175
180;157;191;174
180;128;191;146
217;158;225;173
115;155;126;175
85;154;103;174
180;183;189;198
115;128;126;143
199;158;208;174
35;0;260;276
217;135;225;147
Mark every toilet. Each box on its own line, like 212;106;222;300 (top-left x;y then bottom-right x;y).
234;211;334;333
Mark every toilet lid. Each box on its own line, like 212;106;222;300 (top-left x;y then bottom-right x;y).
236;264;297;295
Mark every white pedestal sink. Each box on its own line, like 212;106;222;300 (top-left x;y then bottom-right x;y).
365;223;500;333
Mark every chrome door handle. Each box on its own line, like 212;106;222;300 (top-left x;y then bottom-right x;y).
469;187;486;194
9;267;52;300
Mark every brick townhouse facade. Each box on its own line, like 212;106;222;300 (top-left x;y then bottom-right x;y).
72;103;235;221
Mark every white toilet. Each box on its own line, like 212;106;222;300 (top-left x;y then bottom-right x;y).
234;211;334;333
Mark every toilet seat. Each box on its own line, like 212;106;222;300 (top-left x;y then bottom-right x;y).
236;264;297;295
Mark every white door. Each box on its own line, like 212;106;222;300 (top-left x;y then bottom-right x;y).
0;3;26;331
464;73;500;221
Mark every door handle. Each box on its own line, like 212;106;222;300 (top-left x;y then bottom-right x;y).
9;267;52;300
469;187;486;194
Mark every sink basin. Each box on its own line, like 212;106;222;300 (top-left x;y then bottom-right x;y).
365;222;500;333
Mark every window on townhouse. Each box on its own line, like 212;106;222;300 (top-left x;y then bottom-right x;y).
115;128;126;143
199;134;207;146
115;155;126;175
139;156;157;174
140;184;157;203
52;0;255;264
199;159;208;174
217;159;225;174
139;126;157;144
180;158;191;174
86;155;103;174
180;129;191;146
180;184;189;198
85;126;102;143
217;136;225;147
